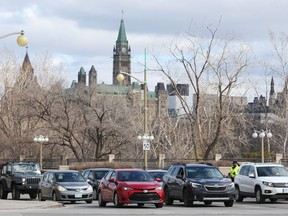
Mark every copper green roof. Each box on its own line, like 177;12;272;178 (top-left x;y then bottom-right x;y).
116;19;128;46
78;66;86;75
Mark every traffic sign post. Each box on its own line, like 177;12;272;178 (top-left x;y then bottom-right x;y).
143;142;150;151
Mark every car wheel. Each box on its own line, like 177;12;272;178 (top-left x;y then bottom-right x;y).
113;192;123;208
52;192;58;202
86;199;93;204
224;200;234;207
183;188;193;207
38;191;45;201
255;187;265;203
235;186;244;202
98;192;106;207
269;198;278;203
155;203;163;208
0;185;8;199
164;187;173;205
137;203;145;207
204;201;212;205
29;192;37;199
12;186;20;200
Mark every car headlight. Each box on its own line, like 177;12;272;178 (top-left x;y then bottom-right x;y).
227;183;235;189
22;178;26;184
87;185;93;192
122;186;133;191
56;185;67;192
263;181;275;187
155;186;162;190
191;182;202;188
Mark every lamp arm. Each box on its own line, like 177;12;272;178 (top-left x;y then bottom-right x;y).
0;31;23;40
120;71;144;84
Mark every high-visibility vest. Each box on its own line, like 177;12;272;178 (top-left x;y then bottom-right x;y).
229;165;239;178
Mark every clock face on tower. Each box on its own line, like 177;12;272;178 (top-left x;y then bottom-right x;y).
122;47;126;53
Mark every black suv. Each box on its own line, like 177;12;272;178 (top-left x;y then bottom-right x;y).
162;163;235;207
0;161;42;200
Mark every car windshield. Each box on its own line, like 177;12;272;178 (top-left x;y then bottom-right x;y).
12;163;41;174
148;171;167;180
257;166;288;177
94;171;108;180
186;167;224;179
55;172;85;182
118;171;155;182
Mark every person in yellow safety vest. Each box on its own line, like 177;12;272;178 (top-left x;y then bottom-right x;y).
229;161;240;182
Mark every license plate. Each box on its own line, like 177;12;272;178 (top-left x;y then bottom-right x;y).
75;193;82;198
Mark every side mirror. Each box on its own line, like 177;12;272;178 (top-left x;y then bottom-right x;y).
6;170;11;175
176;174;183;179
155;178;162;182
248;173;255;178
108;178;115;183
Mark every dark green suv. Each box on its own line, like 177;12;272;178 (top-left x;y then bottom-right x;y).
0;161;42;200
162;163;235;207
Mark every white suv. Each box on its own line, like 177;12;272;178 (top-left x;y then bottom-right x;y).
234;163;288;203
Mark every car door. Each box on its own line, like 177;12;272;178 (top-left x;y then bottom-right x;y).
106;171;117;201
246;165;256;194
39;172;49;198
100;170;112;201
174;167;185;199
46;172;55;199
168;166;180;198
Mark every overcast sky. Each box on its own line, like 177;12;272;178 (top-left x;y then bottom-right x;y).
1;0;288;100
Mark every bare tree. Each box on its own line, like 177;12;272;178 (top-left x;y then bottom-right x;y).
150;24;250;160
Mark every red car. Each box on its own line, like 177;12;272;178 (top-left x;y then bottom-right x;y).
97;169;164;208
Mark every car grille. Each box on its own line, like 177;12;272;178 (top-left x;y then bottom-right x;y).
272;183;288;187
26;177;41;184
205;185;227;191
66;188;88;191
129;192;160;201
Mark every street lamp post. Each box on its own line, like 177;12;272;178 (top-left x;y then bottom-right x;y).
0;30;28;46
116;49;153;170
33;135;49;170
252;129;272;163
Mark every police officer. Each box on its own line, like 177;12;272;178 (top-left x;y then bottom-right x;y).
229;161;240;182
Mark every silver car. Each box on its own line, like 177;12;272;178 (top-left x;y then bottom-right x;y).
38;170;93;203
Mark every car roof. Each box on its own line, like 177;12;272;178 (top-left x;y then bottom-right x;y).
146;169;168;172
83;168;111;171
186;163;214;167
241;163;284;167
45;170;80;173
113;169;145;172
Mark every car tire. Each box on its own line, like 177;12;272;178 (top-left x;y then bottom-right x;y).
38;191;45;201
255;187;265;203
113;192;123;208
235;186;244;202
183;188;193;207
86;199;93;204
269;198;278;203
164;187;173;205
155;203;163;208
98;192;107;207
12;186;20;200
137;203;145;207
0;185;8;199
29;192;38;199
224;200;234;207
204;201;212;205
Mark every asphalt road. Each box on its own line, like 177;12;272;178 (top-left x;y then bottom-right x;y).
0;198;288;216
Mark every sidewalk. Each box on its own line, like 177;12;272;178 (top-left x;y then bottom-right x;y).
0;194;63;210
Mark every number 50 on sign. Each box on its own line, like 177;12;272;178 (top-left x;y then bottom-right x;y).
143;142;150;150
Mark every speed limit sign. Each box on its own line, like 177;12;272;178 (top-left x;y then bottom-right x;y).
143;142;150;150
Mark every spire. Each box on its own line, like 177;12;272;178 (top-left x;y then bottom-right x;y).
270;76;275;95
116;19;128;46
22;51;33;73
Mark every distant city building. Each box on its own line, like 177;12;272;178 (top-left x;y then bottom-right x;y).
167;84;189;117
247;95;269;113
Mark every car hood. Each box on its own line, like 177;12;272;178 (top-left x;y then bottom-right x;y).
257;176;288;182
57;182;90;188
119;181;161;189
189;178;232;185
